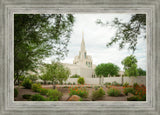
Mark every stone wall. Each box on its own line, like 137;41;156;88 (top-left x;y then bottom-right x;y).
65;76;146;85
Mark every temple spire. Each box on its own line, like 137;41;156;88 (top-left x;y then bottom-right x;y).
81;31;85;52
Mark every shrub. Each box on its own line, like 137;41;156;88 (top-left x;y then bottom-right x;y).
112;81;121;86
133;83;139;89
47;89;62;101
22;78;32;89
107;88;121;96
94;86;100;90
70;74;80;78
14;88;18;97
67;82;72;85
38;88;48;95
77;77;85;85
69;88;88;98
31;94;46;101
47;96;59;101
22;94;32;99
104;82;111;86
123;87;135;95
73;82;76;85
31;83;42;92
123;82;129;87
134;84;146;101
92;87;105;101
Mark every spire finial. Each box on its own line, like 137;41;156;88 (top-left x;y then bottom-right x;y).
82;31;84;39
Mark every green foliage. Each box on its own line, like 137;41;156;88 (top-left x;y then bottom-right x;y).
14;14;75;84
40;61;70;85
121;55;138;77
73;82;76;85
67;82;72;85
96;14;146;52
14;88;18;97
123;87;135;95
31;94;46;101
77;77;85;85
22;78;33;89
137;68;146;76
70;74;80;78
104;82;111;86
27;75;38;82
94;86;101;90
95;63;120;77
133;83;139;89
22;94;32;99
69;88;88;98
38;88;48;95
123;82;129;87
31;83;42;92
92;87;105;101
107;88;121;96
46;89;62;101
112;81;121;86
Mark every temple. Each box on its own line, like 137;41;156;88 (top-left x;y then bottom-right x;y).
63;32;96;78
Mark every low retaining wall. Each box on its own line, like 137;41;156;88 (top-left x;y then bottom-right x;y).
65;76;146;85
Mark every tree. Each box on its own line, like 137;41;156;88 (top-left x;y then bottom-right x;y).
40;61;70;88
14;14;74;84
121;55;138;77
95;63;120;85
137;68;146;76
96;14;146;53
95;63;120;77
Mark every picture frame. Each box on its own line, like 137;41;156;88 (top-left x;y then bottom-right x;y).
0;0;160;115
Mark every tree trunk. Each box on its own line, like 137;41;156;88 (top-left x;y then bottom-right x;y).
121;76;124;85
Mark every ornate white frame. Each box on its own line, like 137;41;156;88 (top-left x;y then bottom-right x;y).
0;0;160;115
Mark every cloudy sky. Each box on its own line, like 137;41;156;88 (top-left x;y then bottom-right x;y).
46;13;146;71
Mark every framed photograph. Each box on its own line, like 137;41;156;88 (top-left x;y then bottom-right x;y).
0;0;160;115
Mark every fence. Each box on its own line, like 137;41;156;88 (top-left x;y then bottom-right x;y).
65;76;146;85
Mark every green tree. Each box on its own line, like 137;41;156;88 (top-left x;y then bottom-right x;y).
137;68;146;76
14;14;74;84
40;61;70;88
95;63;120;77
95;63;120;85
121;55;138;77
96;14;146;53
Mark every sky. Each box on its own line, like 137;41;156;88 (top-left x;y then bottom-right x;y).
45;13;146;71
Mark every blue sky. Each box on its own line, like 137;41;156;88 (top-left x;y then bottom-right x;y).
45;13;146;71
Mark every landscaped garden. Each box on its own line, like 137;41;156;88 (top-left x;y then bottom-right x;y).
14;77;146;101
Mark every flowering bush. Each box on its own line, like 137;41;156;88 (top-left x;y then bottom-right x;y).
77;77;85;85
134;84;146;101
123;87;135;95
31;83;42;92
127;84;146;101
69;87;88;98
92;87;105;101
123;82;129;87
22;78;33;89
107;88;121;96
